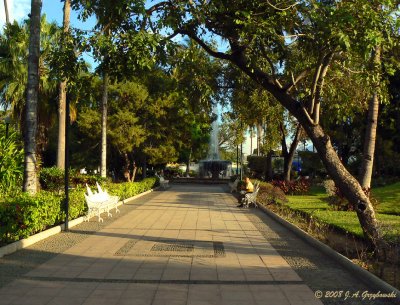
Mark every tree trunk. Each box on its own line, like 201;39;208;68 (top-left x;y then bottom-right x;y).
256;124;263;156
23;0;42;194
142;156;147;179
250;127;253;155
186;149;191;177
265;150;273;180
56;0;71;169
100;72;109;178
239;62;382;250
132;161;137;182
3;0;9;24
123;153;131;182
281;124;302;182
305;123;382;249
359;46;381;189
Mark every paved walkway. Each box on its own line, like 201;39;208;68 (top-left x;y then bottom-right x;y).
0;184;394;305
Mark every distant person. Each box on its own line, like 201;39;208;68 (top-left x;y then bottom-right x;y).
237;177;254;207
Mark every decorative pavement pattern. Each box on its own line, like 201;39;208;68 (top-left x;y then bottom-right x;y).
0;184;395;305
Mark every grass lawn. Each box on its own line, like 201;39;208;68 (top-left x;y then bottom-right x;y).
285;182;400;241
372;182;400;215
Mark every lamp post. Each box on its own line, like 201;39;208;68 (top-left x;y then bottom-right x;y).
64;98;70;231
4;116;11;138
240;141;243;180
236;145;239;175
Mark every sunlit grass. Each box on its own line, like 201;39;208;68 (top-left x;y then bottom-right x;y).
372;182;400;215
285;182;400;241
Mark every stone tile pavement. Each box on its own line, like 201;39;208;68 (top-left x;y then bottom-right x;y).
0;184;324;305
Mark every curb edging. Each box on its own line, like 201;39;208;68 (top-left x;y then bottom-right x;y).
257;203;400;303
0;187;159;258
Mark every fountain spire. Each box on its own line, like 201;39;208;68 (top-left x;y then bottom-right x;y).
198;105;232;179
207;105;220;160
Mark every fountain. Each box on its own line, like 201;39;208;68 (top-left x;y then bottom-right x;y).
199;106;232;179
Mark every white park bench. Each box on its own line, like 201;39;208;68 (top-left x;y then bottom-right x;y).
229;178;239;193
156;174;169;189
243;182;260;208
84;183;120;222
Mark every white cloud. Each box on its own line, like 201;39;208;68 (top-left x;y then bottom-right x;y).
1;0;31;29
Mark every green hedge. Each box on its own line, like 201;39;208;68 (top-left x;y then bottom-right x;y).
39;167;106;192
104;177;158;200
247;155;267;176
0;177;158;245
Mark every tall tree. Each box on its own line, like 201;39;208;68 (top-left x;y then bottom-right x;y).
359;46;381;189
56;0;71;169
1;17;63;170
142;0;399;250
100;70;108;177
108;81;147;181
70;0;157;178
23;0;42;193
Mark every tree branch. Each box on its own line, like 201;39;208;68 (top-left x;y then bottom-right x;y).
145;1;171;15
266;1;300;11
309;54;324;113
283;69;310;93
260;42;283;89
313;52;335;124
178;29;233;61
288;124;302;157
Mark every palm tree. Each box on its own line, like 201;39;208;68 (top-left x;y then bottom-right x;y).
0;22;29;119
23;0;42;193
0;17;59;122
56;0;71;169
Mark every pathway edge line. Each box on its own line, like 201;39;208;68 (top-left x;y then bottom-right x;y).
256;203;400;303
0;187;159;258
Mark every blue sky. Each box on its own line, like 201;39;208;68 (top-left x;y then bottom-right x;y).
1;0;97;67
0;0;95;29
0;0;258;154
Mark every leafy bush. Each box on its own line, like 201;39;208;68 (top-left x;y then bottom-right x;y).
40;167;106;192
298;151;327;177
0;177;158;245
257;182;288;205
0;191;64;243
272;178;311;195
69;187;88;219
39;167;64;192
105;177;158;200
247;155;268;179
0;132;24;196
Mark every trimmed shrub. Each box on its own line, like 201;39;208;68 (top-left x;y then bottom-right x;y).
40;167;107;192
271;178;311;195
39;167;64;192
105;177;158;200
257;182;288;205
0;177;158;246
0;191;64;243
247;155;267;179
